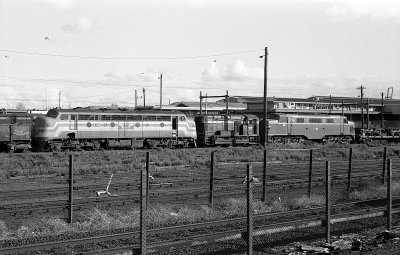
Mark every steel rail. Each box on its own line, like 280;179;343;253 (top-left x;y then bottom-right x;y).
2;201;399;255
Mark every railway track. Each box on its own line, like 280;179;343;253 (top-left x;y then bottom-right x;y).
1;198;399;254
0;168;388;220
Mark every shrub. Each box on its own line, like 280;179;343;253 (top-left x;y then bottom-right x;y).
0;221;9;240
289;195;325;209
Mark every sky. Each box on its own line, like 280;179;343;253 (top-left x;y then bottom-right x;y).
0;0;399;109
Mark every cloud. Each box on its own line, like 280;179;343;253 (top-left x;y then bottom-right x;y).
201;59;263;82
61;17;94;34
39;0;75;9
104;71;135;83
326;0;400;21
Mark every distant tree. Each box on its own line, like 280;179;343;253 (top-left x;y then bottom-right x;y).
15;103;26;110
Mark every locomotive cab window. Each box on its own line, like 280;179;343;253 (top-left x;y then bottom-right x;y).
180;116;186;121
343;118;348;124
60;114;68;120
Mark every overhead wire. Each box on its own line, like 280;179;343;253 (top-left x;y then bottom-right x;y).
0;49;262;60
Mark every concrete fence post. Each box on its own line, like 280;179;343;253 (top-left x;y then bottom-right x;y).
382;147;387;185
68;154;74;224
387;159;392;231
325;161;331;243
308;149;313;197
347;147;353;193
146;152;150;208
139;152;149;255
246;164;253;255
209;151;215;208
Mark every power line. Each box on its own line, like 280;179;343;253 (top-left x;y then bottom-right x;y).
0;49;262;60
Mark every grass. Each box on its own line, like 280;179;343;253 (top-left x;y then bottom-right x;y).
0;194;327;241
1;144;397;180
348;181;400;200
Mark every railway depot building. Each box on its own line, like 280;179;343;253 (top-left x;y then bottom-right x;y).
156;96;400;130
236;96;400;130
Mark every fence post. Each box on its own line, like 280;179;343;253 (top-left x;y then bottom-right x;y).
146;152;150;208
387;159;392;231
139;152;148;255
246;164;253;255
262;149;267;202
347;147;353;193
209;151;215;208
382;147;387;185
325;161;331;244
308;149;313;197
68;154;74;224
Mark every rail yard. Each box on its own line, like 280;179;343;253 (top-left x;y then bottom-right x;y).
0;145;399;254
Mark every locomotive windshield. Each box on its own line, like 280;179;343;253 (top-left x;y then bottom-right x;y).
46;109;59;118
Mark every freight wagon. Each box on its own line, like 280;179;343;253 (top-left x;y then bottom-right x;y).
0;114;35;152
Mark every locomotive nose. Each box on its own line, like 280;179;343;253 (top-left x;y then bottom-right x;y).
31;116;51;140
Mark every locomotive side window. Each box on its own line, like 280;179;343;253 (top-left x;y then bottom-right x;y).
326;119;334;123
143;116;157;121
309;118;322;123
127;115;142;121
296;118;305;123
102;115;112;120
113;115;127;121
180;116;186;121
60;114;68;120
78;115;95;120
157;116;171;121
343;118;348;124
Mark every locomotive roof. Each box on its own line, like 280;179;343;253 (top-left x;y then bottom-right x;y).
47;108;185;115
198;113;259;119
273;113;347;118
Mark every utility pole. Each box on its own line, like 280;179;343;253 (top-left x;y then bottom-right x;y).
357;85;366;131
4;55;9;113
58;90;61;109
225;90;229;114
260;47;268;146
200;91;202;115
366;98;369;129
44;36;50;110
142;88;146;108
159;74;163;111
135;90;138;109
381;92;384;129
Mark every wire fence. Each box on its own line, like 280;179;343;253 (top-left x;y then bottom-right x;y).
0;147;399;254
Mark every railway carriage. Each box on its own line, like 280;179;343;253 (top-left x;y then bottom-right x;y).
31;108;197;151
264;114;355;143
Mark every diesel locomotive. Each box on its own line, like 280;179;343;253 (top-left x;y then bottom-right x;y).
31;108;197;151
1;108;359;152
194;114;259;146
262;114;355;143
